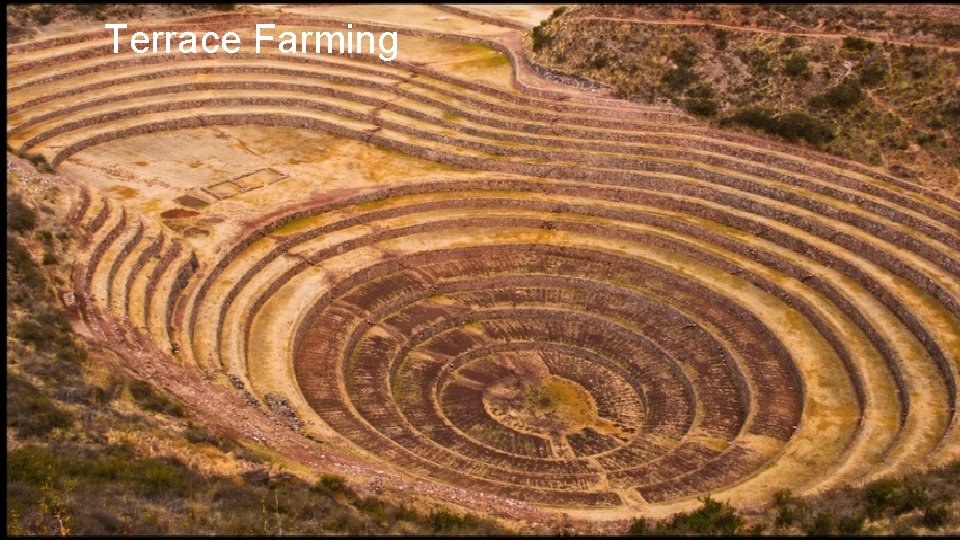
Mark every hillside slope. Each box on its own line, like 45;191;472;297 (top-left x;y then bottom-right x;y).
526;5;959;194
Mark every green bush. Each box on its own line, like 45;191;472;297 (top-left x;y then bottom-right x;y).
589;53;610;70
862;478;930;519
809;81;863;111
34;302;71;335
895;484;929;515
7;375;75;437
627;516;649;534
661;67;698;93
687;84;714;99
24;153;53;173
128;380;184;417
859;58;888;86
836;514;865;534
8;235;44;294
915;132;941;147
183;424;221;447
355;496;386;520
35;229;53;244
775;112;835;146
312;474;353;497
15;320;48;349
784;54;810;78
843;35;874;51
881;134;909;151
669;39;700;69
863;478;900;518
713;28;729;51
30;5;57;25
805;512;835;535
922;504;950;529
136;460;186;497
389;503;419;522
684;98;718;117
631;496;745;535
663;496;743;534
725;108;834;146
8;194;37;232
530;24;552;53
727;107;779;132
428;509;464;533
774;489;806;529
780;35;802;50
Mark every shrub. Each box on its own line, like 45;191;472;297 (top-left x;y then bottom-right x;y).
389;503;419;522
7;375;75;437
684;98;718;117
423;509;500;535
805;512;835;535
42;252;57;266
669;39;700;68
30;5;57;25
809;81;863;111
774;489;806;528
589;53;610;70
784;54;810;78
128;380;184;416
837;514;865;534
942;99;960;122
781;35;802;50
7;20;36;43
922;505;950;529
713;28;729;51
859;58;888;86
8;194;37;232
428;509;464;533
687;84;714;99
25;153;53;173
725;108;834;146
881;134;909;150
915;132;940;147
727;107;779;131
775;111;835;146
137;460;185;497
531;24;552;53
648;496;745;535
356;496;386;520
183;424;220;446
312;474;353;497
74;4;106;17
627;516;649;534
843;35;874;51
35;229;53;244
661;67;698;93
895;483;929;515
15;320;48;349
8;235;44;291
863;478;900;518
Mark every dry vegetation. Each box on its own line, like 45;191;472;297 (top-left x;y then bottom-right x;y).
6;4;236;44
527;5;960;192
